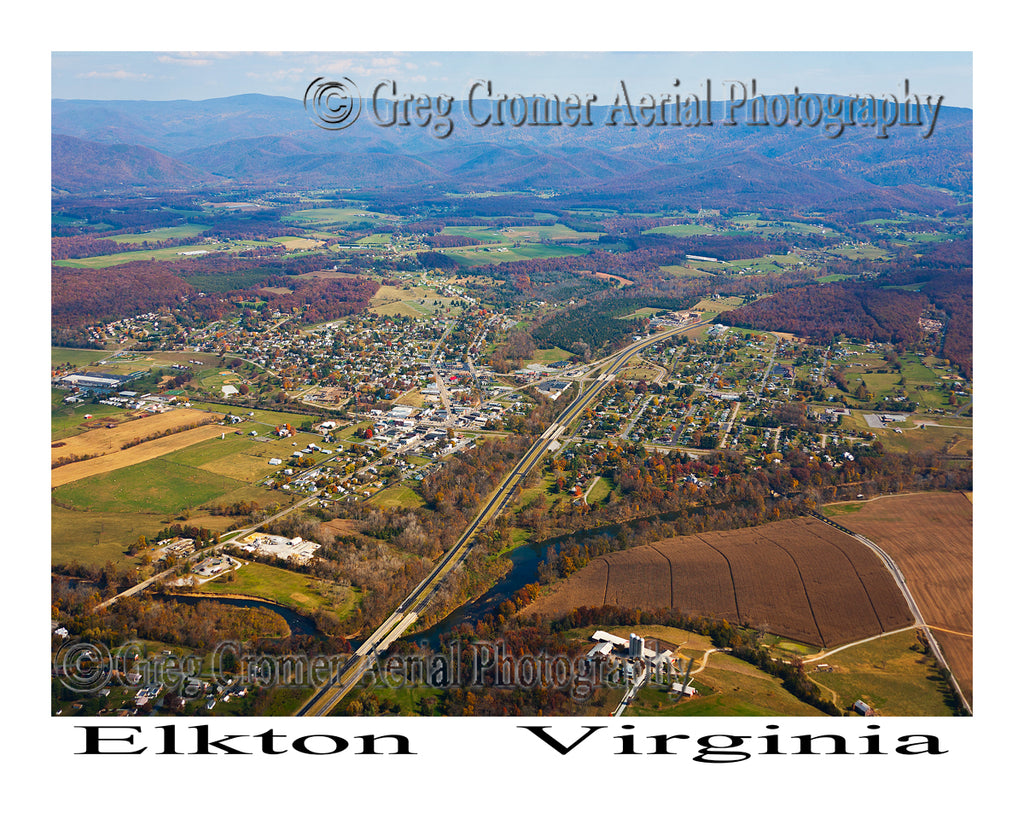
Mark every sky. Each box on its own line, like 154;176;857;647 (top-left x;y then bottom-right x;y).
51;51;973;108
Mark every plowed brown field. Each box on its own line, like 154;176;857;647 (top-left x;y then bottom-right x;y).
838;492;972;705
526;517;913;648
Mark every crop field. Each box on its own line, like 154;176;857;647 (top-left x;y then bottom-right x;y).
51;408;217;465
276;236;325;251
51;422;229;487
526;517;912;648
832;492;972;705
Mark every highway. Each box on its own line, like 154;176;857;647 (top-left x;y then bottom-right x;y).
296;319;706;716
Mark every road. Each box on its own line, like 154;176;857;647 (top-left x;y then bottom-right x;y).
296;319;707;716
429;320;456;425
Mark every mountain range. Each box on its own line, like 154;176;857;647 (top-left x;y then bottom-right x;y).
51;94;972;211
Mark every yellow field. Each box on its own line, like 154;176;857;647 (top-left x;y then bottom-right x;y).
51;408;216;464
51;423;229;487
691;297;745;313
278;237;324;251
372;301;422;318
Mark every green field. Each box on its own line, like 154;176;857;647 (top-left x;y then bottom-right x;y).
53;240;276;268
645;223;720;237
660;264;713;278
284;207;389;225
51;389;127;439
441;226;505;242
52;503;167;566
53;459;245;516
501;224;600;242
159;431;330;482
355;233;397;246
370;484;425;509
626;649;824;717
107;224;210;243
52;347;111;368
823;245;891;260
586;476;613;504
442;243;589;267
200;562;357;622
189;401;318;429
809;631;957;716
527;347;574;365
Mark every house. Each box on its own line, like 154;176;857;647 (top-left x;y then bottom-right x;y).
853;699;875;716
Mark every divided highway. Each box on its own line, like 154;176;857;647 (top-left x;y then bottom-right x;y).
296;319;706;716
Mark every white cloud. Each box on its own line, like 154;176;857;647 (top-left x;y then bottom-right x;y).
76;70;152;80
157;54;212;67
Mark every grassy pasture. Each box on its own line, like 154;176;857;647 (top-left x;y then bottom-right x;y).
809;631;956;716
441;226;504;242
52;389;126;439
355;233;396;246
823;245;891;260
53;458;245;516
660;264;712;278
500;224;600;242
441;243;589;266
200;562;357;621
284;207;389;225
52;504;167;567
644;223;720;237
53;240;277;268
370;484;425;509
526;347;573;365
52;348;112;368
106;224;209;243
